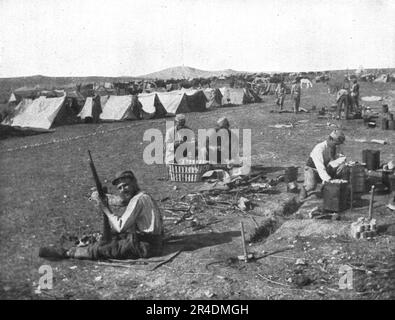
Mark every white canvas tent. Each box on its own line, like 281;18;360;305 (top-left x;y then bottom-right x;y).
1;96;77;129
8;92;17;104
137;93;167;119
156;91;191;115
180;89;208;112
301;79;313;88
2;98;33;125
219;87;252;106
100;95;141;121
374;74;390;83
77;96;102;122
203;88;223;109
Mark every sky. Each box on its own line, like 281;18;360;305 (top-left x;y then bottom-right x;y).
0;0;394;77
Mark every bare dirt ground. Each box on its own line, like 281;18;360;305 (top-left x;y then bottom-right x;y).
0;82;394;300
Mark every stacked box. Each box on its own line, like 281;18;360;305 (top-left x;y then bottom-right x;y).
362;150;380;170
323;180;349;212
351;217;377;239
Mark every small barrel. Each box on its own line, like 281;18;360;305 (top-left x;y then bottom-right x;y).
284;166;298;182
382;104;389;113
388;120;395;130
387;113;394;121
323;181;349;212
362;150;380;170
381;118;388;130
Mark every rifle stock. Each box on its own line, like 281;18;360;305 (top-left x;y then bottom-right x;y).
87;150;111;243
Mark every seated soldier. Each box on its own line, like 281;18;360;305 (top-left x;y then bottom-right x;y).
299;130;347;200
39;170;164;260
165;114;195;164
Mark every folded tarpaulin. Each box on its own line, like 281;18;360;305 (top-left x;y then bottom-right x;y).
361;96;383;102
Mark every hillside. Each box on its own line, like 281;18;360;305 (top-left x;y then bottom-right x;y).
139;66;242;79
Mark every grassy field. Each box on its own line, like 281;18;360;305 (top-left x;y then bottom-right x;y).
0;82;394;299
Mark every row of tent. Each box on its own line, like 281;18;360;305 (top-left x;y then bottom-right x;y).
2;87;261;130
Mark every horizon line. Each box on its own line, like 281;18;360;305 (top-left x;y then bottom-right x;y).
1;65;394;79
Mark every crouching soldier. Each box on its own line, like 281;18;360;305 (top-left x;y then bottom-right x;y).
203;117;239;165
39;170;164;260
299;130;347;200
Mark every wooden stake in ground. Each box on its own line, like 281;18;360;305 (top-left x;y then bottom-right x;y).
368;185;375;220
350;166;354;212
238;221;253;262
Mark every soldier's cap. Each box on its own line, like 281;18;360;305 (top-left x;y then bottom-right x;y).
175;114;186;122
112;170;136;185
329;130;346;143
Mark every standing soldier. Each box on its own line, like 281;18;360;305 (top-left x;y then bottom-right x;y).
290;79;301;113
336;88;351;120
350;78;360;112
275;81;286;111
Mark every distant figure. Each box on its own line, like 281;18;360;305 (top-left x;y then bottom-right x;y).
275;81;286;110
350;78;360;112
336;88;351;120
290;79;301;113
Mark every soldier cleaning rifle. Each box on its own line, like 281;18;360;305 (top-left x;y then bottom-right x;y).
39;151;164;260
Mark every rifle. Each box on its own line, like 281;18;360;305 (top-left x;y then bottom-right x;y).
88;150;111;243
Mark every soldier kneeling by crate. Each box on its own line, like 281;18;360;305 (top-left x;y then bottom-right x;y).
204;117;239;165
39;170;164;260
299;130;347;200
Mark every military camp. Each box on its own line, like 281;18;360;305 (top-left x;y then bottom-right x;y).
0;0;394;304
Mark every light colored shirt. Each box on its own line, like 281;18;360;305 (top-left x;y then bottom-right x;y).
165;125;195;164
104;192;163;235
336;89;349;101
309;140;334;182
275;84;286;97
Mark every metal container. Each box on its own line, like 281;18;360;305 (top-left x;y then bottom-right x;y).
323;181;349;212
362;150;380;170
349;164;366;194
284;166;298;182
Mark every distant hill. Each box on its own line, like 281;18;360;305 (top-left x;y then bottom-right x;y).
139;66;242;80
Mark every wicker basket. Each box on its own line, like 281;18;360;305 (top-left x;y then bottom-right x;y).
167;160;210;182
